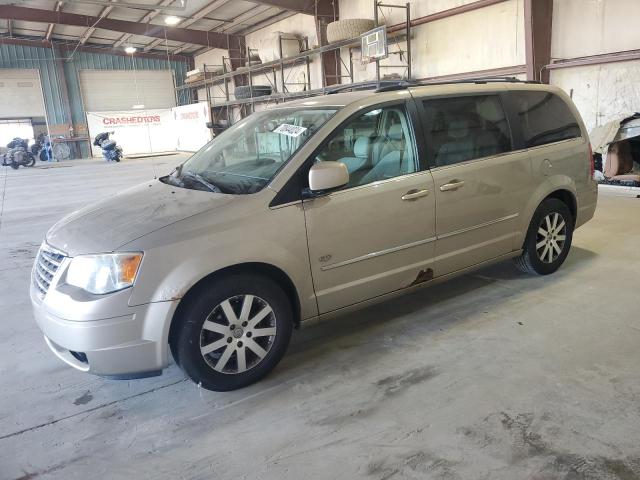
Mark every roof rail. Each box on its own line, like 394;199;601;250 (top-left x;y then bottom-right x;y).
419;76;541;86
326;80;413;95
324;77;541;95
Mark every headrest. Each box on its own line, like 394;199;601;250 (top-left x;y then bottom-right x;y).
387;124;403;141
477;98;504;122
448;118;469;139
353;136;371;158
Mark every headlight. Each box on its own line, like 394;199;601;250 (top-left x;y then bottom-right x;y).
66;252;143;294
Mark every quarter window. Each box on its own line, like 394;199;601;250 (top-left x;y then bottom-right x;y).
422;95;511;167
512;91;581;148
314;105;418;188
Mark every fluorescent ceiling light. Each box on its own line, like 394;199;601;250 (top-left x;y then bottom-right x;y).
132;104;145;109
124;46;137;54
164;16;181;25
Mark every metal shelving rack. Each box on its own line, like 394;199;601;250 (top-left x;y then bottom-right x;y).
177;1;412;128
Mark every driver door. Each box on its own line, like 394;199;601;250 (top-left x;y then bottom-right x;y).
303;102;436;314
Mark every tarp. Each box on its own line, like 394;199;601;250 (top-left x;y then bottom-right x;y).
590;113;640;154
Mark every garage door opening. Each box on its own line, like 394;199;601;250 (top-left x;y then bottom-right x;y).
0;119;34;147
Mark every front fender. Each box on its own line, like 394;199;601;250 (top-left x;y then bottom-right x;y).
125;198;317;321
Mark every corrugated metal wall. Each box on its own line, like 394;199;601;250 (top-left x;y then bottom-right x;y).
0;43;65;124
0;42;191;157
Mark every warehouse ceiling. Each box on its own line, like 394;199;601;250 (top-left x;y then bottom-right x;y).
0;0;314;55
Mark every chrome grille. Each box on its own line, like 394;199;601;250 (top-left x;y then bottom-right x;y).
33;246;66;297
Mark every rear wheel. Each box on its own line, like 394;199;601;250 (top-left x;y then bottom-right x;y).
171;273;293;391
515;198;574;275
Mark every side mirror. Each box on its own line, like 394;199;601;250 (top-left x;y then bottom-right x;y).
308;161;349;193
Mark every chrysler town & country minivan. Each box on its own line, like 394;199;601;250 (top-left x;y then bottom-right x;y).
31;81;597;391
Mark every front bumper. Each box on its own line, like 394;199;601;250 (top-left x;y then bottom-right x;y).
31;282;178;378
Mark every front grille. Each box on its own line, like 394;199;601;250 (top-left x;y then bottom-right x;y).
33;245;66;297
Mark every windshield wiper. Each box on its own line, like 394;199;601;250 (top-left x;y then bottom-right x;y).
181;170;221;193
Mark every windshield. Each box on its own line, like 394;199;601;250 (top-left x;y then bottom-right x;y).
162;107;338;194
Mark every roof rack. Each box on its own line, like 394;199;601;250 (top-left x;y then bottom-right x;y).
419;76;541;86
328;77;542;95
326;80;411;94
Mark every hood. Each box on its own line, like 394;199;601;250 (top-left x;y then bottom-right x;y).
47;180;233;256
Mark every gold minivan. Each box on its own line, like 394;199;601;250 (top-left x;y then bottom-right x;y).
31;80;597;391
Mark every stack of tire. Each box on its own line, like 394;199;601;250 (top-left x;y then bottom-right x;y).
326;19;375;43
234;85;272;100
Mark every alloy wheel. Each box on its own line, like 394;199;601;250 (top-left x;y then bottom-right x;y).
536;212;567;264
199;294;277;374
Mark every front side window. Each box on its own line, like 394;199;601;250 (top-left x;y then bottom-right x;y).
512;91;582;148
422;95;511;167
314;104;418;188
163;107;337;194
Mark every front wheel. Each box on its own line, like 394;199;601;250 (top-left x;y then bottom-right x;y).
515;198;574;275
171;274;294;391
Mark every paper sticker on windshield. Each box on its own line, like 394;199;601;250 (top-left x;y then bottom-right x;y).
273;124;307;138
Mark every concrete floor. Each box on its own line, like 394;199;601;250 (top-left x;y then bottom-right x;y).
1;157;639;480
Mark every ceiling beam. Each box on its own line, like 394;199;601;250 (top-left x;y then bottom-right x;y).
217;4;272;33
249;0;316;15
143;0;231;52
79;5;113;44
0;36;192;61
45;1;63;41
237;10;295;35
0;5;239;48
113;0;174;47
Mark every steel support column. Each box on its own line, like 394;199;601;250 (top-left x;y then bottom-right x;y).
524;0;553;83
316;0;340;88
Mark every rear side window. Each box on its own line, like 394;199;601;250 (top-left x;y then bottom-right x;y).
421;95;511;167
511;91;581;148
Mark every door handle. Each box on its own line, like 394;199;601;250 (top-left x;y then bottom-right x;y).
440;180;465;192
401;189;430;201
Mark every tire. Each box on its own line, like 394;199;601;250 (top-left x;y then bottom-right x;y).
26;155;35;167
171;273;294;391
515;198;574;275
326;19;375;43
234;85;272;99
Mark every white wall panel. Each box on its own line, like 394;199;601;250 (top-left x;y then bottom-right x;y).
550;60;640;134
245;14;321;94
552;0;640;60
339;0;525;82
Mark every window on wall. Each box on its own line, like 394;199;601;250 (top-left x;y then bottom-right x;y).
0;119;34;148
315;105;418;188
511;91;582;148
422;95;512;167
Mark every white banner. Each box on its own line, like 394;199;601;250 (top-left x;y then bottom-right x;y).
172;102;212;152
86;109;176;156
87;104;213;157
